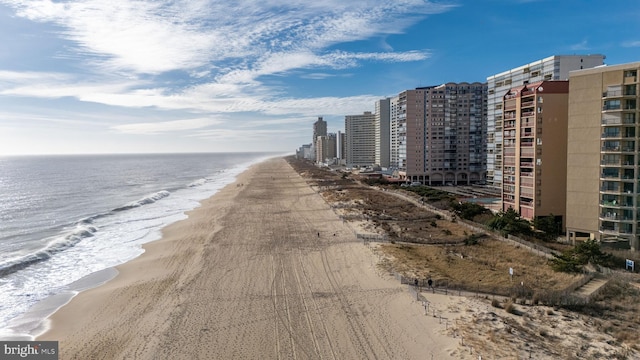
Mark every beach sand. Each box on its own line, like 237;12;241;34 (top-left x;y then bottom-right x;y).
38;157;462;360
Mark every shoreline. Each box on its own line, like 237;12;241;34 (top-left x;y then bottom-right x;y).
37;157;461;359
2;156;272;341
36;159;259;342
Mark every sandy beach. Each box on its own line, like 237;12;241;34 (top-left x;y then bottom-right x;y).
38;157;462;359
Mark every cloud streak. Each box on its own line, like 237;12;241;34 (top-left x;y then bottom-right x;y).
112;117;223;134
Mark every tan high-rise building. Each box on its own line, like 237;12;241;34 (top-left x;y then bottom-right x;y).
501;81;568;225
567;62;640;250
315;133;337;164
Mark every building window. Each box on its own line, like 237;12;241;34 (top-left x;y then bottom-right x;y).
604;100;621;110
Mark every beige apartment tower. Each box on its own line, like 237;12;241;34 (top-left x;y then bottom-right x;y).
567;62;640;250
502;81;568;226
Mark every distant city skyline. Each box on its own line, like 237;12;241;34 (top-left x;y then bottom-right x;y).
1;0;639;155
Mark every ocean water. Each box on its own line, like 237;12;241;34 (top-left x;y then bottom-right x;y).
0;152;276;339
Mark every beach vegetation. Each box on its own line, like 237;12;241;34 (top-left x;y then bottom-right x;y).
550;239;613;273
464;233;487;246
486;208;533;237
532;214;562;241
451;201;491;221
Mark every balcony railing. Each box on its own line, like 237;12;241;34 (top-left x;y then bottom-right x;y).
602;146;620;152
600;227;634;234
599;213;634;221
601;200;634;207
603;90;623;97
521;148;535;156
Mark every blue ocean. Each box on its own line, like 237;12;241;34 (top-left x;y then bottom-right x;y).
0;152;276;340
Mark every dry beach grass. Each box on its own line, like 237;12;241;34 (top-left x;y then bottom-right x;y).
289;157;640;359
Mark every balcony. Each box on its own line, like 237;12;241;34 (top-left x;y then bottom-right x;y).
603;104;622;111
521;148;535;157
601;200;634;208
602;114;624;125
521;101;535;108
520;199;534;207
601;129;621;138
600;227;634;235
600;186;621;193
520;178;534;187
599;212;634;222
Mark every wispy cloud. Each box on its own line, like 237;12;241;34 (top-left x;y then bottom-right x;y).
112;118;223;134
569;39;589;51
622;40;640;48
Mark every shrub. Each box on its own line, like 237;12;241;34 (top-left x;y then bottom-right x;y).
505;301;516;314
464;233;487;246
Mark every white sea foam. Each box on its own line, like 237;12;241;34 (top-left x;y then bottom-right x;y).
0;153;275;340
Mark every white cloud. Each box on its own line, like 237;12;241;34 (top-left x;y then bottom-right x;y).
112;117;223;134
569;40;589;51
622;40;640;48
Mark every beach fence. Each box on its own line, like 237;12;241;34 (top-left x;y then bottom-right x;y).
394;269;598;306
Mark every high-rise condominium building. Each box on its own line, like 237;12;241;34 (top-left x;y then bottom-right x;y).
502;81;568;226
487;55;605;189
375;98;391;168
391;84;486;185
345;111;376;167
313;116;327;143
566;62;640;250
315;133;337;164
389;94;403;170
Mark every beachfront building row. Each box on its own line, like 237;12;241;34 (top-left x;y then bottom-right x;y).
487;55;606;189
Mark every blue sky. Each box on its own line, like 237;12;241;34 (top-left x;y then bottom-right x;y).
0;0;639;155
